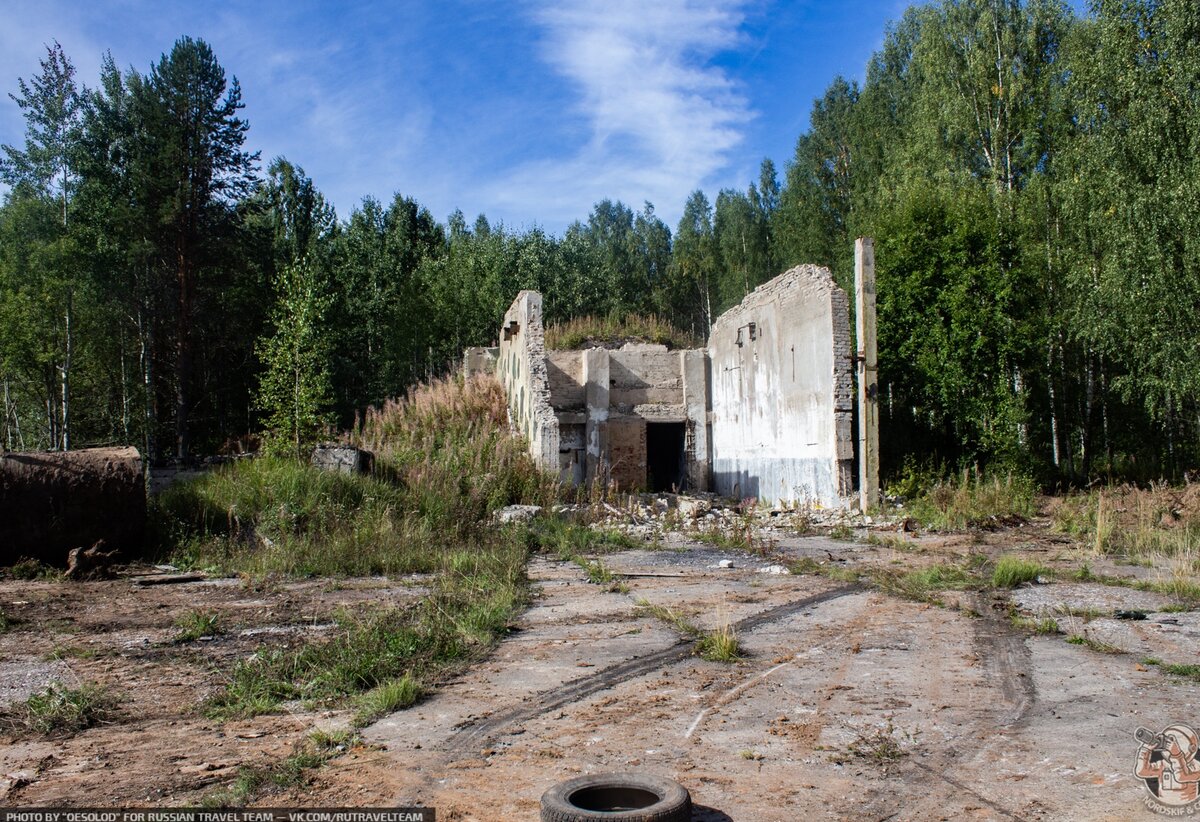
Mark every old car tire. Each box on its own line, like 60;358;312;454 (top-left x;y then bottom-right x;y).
540;772;692;822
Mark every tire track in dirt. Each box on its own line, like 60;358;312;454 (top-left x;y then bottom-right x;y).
890;592;1036;821
442;582;862;756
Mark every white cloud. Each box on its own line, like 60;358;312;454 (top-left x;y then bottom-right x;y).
481;0;753;229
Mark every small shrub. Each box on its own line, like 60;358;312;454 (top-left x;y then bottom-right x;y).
908;471;1037;530
834;721;914;770
9;558;59;580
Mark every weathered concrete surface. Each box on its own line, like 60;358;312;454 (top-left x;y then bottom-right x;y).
544;343;711;492
0;447;145;565
351;542;1169;820
708;265;854;508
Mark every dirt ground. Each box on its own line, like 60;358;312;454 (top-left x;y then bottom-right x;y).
3;508;1199;821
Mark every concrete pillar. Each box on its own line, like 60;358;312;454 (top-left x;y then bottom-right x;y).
582;348;610;485
855;237;880;511
682;349;710;491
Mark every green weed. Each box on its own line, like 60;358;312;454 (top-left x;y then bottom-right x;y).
174;610;222;643
352;675;422;727
8;558;59;580
43;645;103;661
207;533;530;720
0;684;118;737
991;555;1049;588
873;563;981;603
696;624;742;663
544;314;700;351
1010;614;1060;634
1066;634;1122;654
201;729;358;807
1162;664;1200;679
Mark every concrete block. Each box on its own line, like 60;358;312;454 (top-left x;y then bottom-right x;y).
311;445;374;474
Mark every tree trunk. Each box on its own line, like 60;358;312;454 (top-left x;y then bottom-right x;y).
60;289;72;451
175;249;192;461
2;380;10;452
1047;339;1060;469
120;328;130;441
139;309;157;465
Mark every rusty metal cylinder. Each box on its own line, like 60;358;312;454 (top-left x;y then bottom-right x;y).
0;446;145;565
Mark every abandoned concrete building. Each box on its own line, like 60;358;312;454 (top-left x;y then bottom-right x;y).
466;259;872;509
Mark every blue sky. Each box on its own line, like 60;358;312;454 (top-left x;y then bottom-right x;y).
1;1;926;234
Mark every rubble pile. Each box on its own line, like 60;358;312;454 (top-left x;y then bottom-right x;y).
548;492;902;543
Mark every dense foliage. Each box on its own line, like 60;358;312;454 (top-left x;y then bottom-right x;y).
1;0;1198;482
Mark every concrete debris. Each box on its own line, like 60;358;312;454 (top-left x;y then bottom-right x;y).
580;492;896;542
495;505;543;524
759;565;791;575
718;560;735;569
311;444;373;475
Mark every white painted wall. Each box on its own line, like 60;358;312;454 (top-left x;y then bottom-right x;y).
708;266;854;508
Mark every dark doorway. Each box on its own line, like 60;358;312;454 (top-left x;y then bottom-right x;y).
646;422;686;492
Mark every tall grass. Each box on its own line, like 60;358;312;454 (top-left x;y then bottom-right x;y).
155;375;558;577
1051;484;1200;606
906;471;1037;530
1055;484;1200;560
156;375;562;719
544;314;700;351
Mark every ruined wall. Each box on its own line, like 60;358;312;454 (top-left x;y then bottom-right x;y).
497;291;560;474
541;344;710;492
708;265;854;507
545;350;585;410
608;346;685;414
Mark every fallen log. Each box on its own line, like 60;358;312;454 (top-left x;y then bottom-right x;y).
0;446;145;566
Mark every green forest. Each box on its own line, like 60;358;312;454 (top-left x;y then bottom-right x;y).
1;0;1197;485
